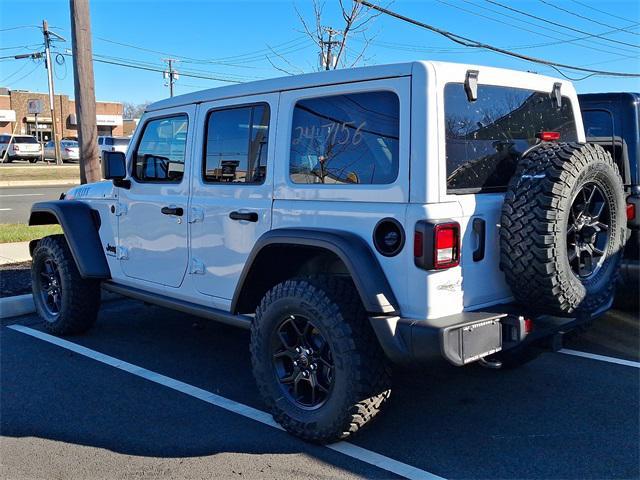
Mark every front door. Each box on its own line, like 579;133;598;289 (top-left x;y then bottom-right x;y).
189;94;278;301
118;106;195;287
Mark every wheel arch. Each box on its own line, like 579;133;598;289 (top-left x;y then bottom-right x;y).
29;200;111;279
231;228;399;316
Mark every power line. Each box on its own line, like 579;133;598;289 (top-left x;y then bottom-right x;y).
444;0;638;57
72;54;244;83
0;25;40;32
484;0;640;49
436;0;637;58
537;0;639;35
354;0;640;77
4;61;42;87
568;0;640;26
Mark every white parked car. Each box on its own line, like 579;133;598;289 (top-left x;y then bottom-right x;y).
28;61;626;444
98;136;129;160
0;134;42;163
44;140;80;163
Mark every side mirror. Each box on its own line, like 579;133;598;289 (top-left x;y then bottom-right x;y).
102;151;130;189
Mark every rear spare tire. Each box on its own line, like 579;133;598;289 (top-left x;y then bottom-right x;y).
500;143;626;316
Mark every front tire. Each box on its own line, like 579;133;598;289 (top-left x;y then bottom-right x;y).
31;235;101;335
250;276;391;443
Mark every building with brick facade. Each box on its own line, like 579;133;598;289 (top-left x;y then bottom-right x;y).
0;88;124;144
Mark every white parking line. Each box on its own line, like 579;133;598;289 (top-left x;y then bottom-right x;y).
0;208;12;211
0;193;45;197
8;324;443;480
559;348;640;369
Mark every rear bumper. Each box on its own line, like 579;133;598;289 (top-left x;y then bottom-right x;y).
370;305;606;366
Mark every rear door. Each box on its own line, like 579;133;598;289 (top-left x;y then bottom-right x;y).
189;93;277;301
441;80;580;308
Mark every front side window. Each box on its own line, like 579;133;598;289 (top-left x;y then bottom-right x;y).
445;83;578;193
203;104;269;184
133;115;188;183
289;91;400;185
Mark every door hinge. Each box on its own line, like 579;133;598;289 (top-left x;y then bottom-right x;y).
117;246;129;260
189;206;204;224
114;203;128;216
189;258;205;274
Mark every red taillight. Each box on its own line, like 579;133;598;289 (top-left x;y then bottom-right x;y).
524;318;533;334
414;231;424;258
536;131;560;142
434;222;460;269
627;202;636;221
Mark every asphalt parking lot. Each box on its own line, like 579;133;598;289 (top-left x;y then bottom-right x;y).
2;298;639;480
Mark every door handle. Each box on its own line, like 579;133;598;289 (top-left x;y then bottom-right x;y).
161;206;184;216
472;217;486;262
229;211;258;222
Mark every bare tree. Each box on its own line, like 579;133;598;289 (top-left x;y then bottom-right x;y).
123;101;151;120
270;0;381;73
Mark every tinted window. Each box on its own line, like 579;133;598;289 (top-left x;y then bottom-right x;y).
445;83;578;193
289;91;399;185
98;138;103;145
14;136;38;144
61;141;78;147
104;137;113;146
134;115;188;182
203;104;269;184
582;109;613;138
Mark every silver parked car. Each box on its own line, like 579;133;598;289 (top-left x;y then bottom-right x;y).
44;140;80;163
0;134;42;163
98;136;129;160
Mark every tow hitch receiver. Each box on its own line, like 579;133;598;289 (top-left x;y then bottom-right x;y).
441;314;505;366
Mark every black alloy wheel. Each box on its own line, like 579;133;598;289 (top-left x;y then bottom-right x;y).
39;258;63;317
271;314;334;410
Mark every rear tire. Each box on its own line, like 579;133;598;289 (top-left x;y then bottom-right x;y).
501;143;626;315
250;276;391;443
29;158;38;163
31;235;101;335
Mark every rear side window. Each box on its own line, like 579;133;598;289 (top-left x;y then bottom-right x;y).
445;83;578;193
203;104;269;184
133;115;188;183
289;91;399;185
582;109;614;139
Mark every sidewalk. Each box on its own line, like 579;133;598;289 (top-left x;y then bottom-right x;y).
0;241;31;265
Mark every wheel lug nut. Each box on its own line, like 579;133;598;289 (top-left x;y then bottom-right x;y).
293;361;298;367
295;347;302;353
302;371;309;378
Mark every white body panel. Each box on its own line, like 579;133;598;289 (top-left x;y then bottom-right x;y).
65;60;585;321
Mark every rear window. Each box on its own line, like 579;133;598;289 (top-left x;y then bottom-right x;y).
289;91;399;185
445;83;578;193
14;136;38;144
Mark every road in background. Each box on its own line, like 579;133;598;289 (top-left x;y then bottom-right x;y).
0;186;67;223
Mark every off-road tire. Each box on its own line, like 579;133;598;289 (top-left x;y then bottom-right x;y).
501;143;626;315
31;234;101;335
250;276;392;444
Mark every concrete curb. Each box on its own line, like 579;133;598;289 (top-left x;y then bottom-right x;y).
0;290;122;320
0;180;79;187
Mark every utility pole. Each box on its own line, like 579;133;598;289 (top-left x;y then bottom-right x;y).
163;58;179;97
320;27;341;70
70;0;100;184
42;20;65;165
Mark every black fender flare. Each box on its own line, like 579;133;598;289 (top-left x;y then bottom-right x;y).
231;228;399;315
29;200;111;279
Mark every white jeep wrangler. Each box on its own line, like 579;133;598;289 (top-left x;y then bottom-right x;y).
29;61;626;444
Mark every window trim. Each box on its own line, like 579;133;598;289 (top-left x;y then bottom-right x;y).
443;82;577;195
287;89;401;186
201;101;271;186
131;113;190;184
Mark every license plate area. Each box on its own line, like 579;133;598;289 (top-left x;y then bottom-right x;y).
441;318;502;366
